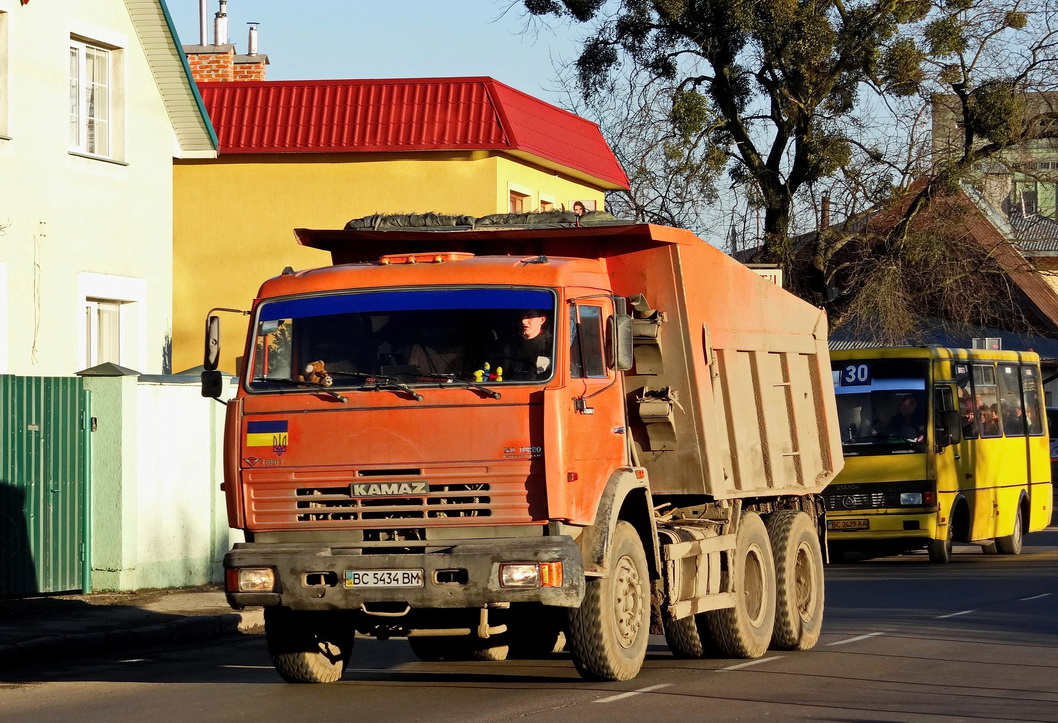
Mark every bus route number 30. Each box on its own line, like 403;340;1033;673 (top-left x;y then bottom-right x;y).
841;363;872;386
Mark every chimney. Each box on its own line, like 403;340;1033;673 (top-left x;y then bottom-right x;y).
214;0;228;46
820;193;831;231
247;22;259;56
199;0;208;46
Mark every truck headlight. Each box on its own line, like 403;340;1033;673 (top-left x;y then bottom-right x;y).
499;562;563;588
900;492;923;506
227;567;276;592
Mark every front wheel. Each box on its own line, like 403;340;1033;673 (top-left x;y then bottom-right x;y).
701;511;777;659
265;608;354;684
567;521;650;681
996;505;1025;555
928;519;953;564
766;510;824;651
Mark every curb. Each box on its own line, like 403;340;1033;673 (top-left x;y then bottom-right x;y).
0;608;264;670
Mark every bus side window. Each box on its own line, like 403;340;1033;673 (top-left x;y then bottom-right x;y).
998;364;1024;435
972;363;1001;438
1021;365;1045;436
957;379;978;439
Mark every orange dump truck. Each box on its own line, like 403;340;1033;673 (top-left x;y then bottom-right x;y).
202;212;843;682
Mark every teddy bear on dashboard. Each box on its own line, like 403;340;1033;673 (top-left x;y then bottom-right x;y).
299;360;333;387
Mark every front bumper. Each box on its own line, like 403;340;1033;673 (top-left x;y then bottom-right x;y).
225;535;585;611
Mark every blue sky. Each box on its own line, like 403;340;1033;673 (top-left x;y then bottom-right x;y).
167;0;583;104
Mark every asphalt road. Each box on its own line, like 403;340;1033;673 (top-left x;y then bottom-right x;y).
3;530;1057;723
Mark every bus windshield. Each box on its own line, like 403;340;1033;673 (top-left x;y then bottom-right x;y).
247;287;557;392
831;358;930;455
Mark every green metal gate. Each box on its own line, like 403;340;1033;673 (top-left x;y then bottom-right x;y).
0;376;91;595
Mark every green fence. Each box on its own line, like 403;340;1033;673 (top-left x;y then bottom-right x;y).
0;376;91;595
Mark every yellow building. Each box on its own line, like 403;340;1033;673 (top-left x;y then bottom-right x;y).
173;76;628;373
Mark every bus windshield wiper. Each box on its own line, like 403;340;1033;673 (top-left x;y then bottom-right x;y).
329;371;424;401
415;372;501;400
251;376;348;403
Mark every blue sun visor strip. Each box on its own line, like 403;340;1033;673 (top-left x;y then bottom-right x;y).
258;288;555;322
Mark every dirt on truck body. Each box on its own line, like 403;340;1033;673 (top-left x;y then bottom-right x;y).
203;211;843;682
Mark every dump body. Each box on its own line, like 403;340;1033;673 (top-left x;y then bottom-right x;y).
214;216;841;682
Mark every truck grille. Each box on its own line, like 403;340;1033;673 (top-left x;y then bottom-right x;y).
824;490;897;510
245;464;541;527
295;482;491;521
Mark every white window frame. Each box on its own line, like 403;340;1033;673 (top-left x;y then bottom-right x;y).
77;272;145;371
69;38;112;157
68;23;125;162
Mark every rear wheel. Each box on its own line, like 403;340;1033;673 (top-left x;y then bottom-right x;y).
663;612;705;659
567;521;650;681
701;512;776;659
265;608;354;684
996;505;1025;555
766;510;824;651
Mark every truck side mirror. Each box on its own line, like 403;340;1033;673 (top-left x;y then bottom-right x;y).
204;315;221;371
201;369;225;399
613;314;634;371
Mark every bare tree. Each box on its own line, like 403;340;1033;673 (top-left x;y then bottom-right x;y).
520;0;1058;339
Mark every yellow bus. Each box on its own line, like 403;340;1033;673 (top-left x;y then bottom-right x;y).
825;347;1053;563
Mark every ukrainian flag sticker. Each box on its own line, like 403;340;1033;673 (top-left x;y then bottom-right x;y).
246;420;289;455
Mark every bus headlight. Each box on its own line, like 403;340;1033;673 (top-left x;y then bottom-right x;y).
900;492;923;506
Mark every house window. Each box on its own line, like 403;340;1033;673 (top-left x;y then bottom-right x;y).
78;272;144;372
539;194;556;212
69;39;111;157
509;190;530;213
84;299;121;367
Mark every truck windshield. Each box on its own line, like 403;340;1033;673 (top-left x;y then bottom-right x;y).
831;358;930;455
248;287;557;391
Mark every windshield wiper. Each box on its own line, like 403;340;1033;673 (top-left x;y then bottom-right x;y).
414;372;502;400
329;371;424;401
250;376;348;403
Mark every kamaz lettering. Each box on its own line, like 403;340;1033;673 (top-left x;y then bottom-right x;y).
350;481;428;497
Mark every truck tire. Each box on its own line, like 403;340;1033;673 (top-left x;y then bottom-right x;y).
265;607;353;684
567;521;650;681
701;511;776;659
663;612;704;658
996;505;1024;555
765;510;824;651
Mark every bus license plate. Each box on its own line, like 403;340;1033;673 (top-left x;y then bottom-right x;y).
344;569;424;588
827;519;869;531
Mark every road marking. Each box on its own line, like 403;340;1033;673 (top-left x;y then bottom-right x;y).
1020;593;1053;601
594;683;672;703
117;658;147;663
826;632;883;646
937;609;974;619
718;656;785;671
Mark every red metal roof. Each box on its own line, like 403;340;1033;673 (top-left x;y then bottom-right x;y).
196;77;629;190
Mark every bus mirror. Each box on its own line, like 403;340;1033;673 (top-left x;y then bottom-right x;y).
204;315;221;371
945;410;963;445
201;369;225;399
936;409;962;447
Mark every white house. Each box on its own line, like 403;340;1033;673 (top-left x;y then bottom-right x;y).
0;0;215;376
